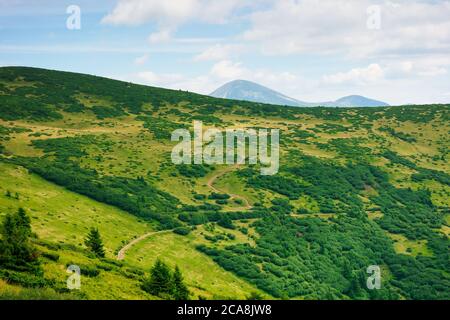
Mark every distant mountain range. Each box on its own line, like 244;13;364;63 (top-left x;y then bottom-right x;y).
210;80;389;107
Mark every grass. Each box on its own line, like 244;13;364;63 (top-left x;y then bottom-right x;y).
0;162;154;257
125;231;267;300
0;74;448;300
387;233;433;257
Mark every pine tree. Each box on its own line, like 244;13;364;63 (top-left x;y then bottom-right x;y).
142;259;173;298
0;208;38;271
172;265;189;300
84;228;105;258
16;207;31;239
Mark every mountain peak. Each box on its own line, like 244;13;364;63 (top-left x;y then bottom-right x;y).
210;80;305;107
210;80;389;108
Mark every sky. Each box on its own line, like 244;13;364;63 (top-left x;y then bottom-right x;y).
1;0;450;105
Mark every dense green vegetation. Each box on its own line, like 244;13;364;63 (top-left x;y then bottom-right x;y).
141;259;189;300
201;155;449;299
0;208;39;273
0;67;448;300
84;228;105;258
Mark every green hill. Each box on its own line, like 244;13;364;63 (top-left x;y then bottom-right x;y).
0;66;448;300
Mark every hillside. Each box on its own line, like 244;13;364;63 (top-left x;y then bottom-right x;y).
0;67;449;300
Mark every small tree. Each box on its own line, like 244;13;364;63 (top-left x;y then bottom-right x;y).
142;259;173;298
0;208;38;271
172;265;189;300
84;228;105;258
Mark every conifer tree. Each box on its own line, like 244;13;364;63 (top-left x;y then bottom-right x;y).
84;227;105;258
142;259;173;298
172;265;189;300
0;208;38;271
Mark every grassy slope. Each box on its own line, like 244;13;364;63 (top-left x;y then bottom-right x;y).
0;162;262;299
0;67;448;299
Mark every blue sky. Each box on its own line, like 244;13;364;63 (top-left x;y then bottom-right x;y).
1;0;450;105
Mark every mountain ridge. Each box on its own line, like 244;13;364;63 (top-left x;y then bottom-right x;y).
210;79;389;108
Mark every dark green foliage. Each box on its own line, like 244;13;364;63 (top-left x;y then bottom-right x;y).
0;93;63;120
0;269;53;288
383;151;450;186
247;292;264;300
177;164;212;178
193;194;206;200
379;127;417;143
209;193;231;200
173;227;191;236
201;154;450;300
0;67;448;126
217;215;235;230
199;213;444;299
80;265;100;277
14;157;181;229
142;259;173;298
1;67;449;300
91;105;126;119
84;228;105;258
270;198;293;214
32;135;114;160
0;208;40;272
41;251;60;262
312;123;351;134
246;174;304;200
318;138;372;160
191;114;222;124
142;260;190;300
137;116;184;140
63;103;85;113
172;266;190;300
178;210;265;226
291;129;316;139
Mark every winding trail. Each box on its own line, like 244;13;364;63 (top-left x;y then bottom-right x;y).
116;166;252;261
206;165;253;211
116;230;173;260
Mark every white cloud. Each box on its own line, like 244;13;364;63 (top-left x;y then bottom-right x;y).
210;60;245;79
134;54;149;65
125;59;306;97
121;57;450;106
148;28;173;44
102;0;248;42
194;44;244;61
323;64;384;85
241;0;450;57
102;1;197;26
383;56;450;78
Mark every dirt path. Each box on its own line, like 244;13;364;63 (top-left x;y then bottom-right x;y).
117;166;252;261
207;165;252;211
116;230;173;261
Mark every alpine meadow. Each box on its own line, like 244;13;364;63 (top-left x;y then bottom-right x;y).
0;66;448;300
